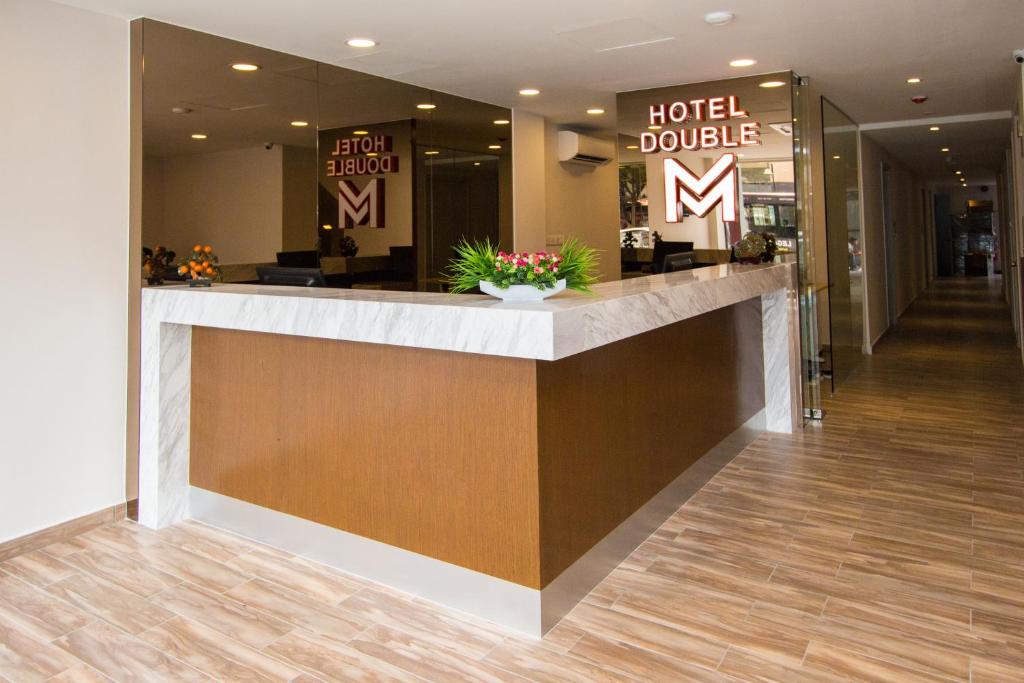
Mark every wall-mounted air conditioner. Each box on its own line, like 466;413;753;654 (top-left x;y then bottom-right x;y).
557;131;614;166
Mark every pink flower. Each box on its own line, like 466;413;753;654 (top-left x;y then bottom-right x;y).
534;266;543;274
497;251;506;258
552;266;559;273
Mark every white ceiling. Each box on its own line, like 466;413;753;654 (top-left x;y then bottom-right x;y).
59;0;1024;179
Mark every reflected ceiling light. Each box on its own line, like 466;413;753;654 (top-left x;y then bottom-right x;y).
322;224;333;230
290;121;309;127
648;124;662;130
518;88;541;96
832;155;841;160
906;77;921;84
424;150;440;155
729;58;757;68
417;103;437;110
704;11;735;25
955;170;962;174
473;162;481;166
759;80;786;88
353;130;369;135
346;38;377;48
366;152;378;157
587;108;606;115
231;63;260;72
190;133;207;140
941;147;950;152
493;119;510;125
929;126;940;131
488;144;502;149
626;144;639;150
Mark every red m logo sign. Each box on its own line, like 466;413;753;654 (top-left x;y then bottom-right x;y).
339;178;385;229
663;153;737;223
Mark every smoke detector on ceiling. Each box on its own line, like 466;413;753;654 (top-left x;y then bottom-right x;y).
704;11;735;26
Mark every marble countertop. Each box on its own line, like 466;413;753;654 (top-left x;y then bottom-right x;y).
142;262;796;360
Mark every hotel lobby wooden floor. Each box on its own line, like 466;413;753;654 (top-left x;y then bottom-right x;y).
3;277;1024;682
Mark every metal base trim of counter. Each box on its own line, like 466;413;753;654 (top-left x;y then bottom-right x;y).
188;409;765;638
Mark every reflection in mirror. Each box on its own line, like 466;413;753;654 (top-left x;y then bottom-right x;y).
141;20;512;292
141;20;318;283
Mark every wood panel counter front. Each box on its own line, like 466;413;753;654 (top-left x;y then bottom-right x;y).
190;298;764;590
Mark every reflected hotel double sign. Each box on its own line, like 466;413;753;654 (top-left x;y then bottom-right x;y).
640;95;762;223
326;134;398;229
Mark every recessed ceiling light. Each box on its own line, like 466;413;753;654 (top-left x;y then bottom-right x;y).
417;103;437;110
353;130;369;135
955;170;962;175
648;125;662;130
473;162;481;166
626;144;639;150
704;11;735;25
941;147;950;152
730;58;757;68
321;224;333;230
929;126;940;131
493;119;510;125
366;152;378;157
346;38;376;48
231;63;259;72
290;121;309;127
759;80;786;88
906;77;921;84
424;150;440;155
587;108;605;115
488;144;502;149
832;155;841;160
190;133;207;140
518;88;541;96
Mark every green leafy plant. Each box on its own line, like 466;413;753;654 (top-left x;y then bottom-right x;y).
446;237;599;294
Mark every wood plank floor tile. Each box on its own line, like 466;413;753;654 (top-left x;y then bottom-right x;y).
224;578;367;644
263;629;418;682
138;616;303;682
44;572;174;635
54;621;210;682
224;546;366;605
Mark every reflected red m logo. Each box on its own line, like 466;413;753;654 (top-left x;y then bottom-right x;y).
339;178;385;228
663;153;737;222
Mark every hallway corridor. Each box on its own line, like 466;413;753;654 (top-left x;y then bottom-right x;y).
2;279;1023;682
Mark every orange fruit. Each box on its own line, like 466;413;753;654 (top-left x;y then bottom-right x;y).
178;266;188;274
203;245;213;254
193;244;202;252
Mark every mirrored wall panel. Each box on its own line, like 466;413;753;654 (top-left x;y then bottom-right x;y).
141;20;512;291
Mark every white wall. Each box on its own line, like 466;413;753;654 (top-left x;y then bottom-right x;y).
0;0;129;542
146;146;284;264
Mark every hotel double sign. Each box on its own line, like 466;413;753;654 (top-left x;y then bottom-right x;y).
641;95;762;223
326;134;398;229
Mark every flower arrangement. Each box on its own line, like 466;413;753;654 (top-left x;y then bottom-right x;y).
142;245;176;285
339;234;359;257
178;244;221;283
446;237;598;295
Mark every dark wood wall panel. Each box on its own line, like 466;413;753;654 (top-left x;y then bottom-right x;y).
190;328;543;587
535;299;764;585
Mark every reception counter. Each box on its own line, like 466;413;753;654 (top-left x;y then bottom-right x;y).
139;261;800;636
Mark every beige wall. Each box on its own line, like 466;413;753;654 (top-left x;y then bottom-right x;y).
511;111;547;254
860;134;928;346
512;111;621;281
146;146;285;264
0;0;129;542
543;121;621;281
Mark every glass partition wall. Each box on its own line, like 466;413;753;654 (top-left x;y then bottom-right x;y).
140;20;512;292
617;72;826;419
821;99;864;389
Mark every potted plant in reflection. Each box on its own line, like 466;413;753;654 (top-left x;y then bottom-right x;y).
339;234;359;257
142;245;176;285
177;244;221;286
733;231;778;264
446;237;598;301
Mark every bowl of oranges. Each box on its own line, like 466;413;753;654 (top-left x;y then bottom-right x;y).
178;244;220;287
